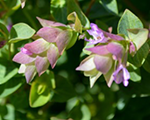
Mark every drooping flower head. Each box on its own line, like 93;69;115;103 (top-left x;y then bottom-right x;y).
13;17;78;83
13;38;59;83
76;40;130;87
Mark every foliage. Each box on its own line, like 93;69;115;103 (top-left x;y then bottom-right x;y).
0;0;150;120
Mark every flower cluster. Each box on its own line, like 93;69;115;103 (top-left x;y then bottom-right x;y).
13;17;76;83
76;23;130;87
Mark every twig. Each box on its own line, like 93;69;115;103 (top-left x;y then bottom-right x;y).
0;0;8;10
86;0;95;16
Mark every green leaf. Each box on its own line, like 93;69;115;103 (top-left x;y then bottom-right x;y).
0;77;24;98
127;28;148;50
29;71;55;108
128;63;141;82
117;9;143;36
50;75;76;102
99;0;118;14
66;30;78;49
9;23;35;43
128;43;149;67
50;0;67;23
0;59;18;84
0;22;9;40
69;103;91;120
3;0;21;18
67;12;82;33
143;53;150;73
67;0;90;29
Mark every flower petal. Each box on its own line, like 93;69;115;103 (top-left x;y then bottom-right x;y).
25;65;36;83
47;44;59;69
18;64;26;73
90;23;99;31
36;27;61;43
36;17;66;27
94;54;112;74
24;38;49;54
104;65;114;87
115;70;124;84
13;52;35;64
123;67;130;81
55;30;72;54
21;47;33;55
35;56;49;76
76;55;96;71
103;31;124;40
89;72;102;88
107;42;124;60
86;45;110;55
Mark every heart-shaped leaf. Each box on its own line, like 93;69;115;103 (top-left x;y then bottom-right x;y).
9;23;35;43
117;9;143;36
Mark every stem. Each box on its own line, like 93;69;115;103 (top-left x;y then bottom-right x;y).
8;43;11;60
86;0;95;16
0;0;8;10
75;0;79;6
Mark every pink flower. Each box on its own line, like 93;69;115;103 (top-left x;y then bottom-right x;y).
85;23;124;45
13;38;59;83
76;41;130;87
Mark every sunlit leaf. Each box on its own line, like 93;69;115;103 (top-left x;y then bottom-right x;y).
99;0;118;14
67;12;82;33
117;9;143;36
67;0;90;29
9;23;35;43
127;28;148;50
29;71;55;107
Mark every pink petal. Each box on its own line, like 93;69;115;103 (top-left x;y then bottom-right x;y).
107;42;124;60
94;55;112;74
103;31;124;40
104;67;114;87
21;0;26;8
76;55;96;71
86;45;110;55
13;52;35;64
36;27;61;43
24;38;49;54
36;17;66;27
55;30;72;54
35;56;49;76
21;47;33;55
25;65;36;83
47;44;59;69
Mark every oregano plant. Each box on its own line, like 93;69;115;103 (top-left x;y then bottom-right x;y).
0;0;150;119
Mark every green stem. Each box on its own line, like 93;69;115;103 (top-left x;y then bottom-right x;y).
0;0;8;10
8;43;11;60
